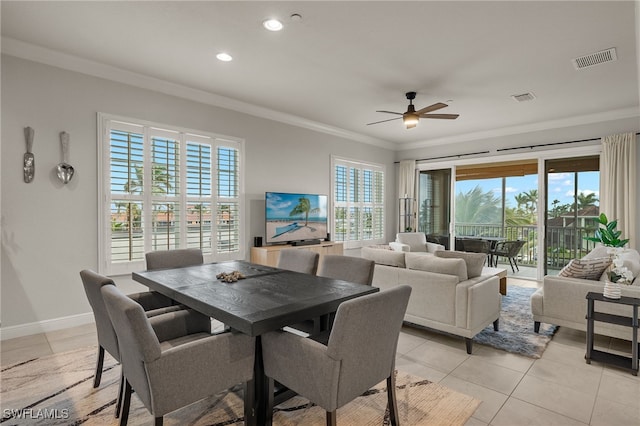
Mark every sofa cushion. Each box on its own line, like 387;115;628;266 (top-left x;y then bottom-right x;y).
559;257;611;280
405;253;467;281
361;247;405;268
435;250;486;278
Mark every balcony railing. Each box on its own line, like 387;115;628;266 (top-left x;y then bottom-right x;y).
453;223;598;269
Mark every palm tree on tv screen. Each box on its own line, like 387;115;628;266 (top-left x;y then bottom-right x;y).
289;197;320;227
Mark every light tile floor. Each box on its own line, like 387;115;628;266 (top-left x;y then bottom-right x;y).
2;279;639;425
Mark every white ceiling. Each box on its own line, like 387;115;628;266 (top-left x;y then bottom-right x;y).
2;1;639;150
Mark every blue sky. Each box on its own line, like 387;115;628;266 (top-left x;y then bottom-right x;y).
455;171;599;209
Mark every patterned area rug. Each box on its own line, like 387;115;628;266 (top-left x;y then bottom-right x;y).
1;346;479;425
474;285;558;358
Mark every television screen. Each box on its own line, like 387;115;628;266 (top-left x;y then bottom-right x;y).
265;192;328;244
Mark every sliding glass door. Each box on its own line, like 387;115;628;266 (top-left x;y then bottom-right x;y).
417;169;452;249
544;156;600;275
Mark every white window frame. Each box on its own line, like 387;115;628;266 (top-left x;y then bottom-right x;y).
97;113;245;275
331;156;386;249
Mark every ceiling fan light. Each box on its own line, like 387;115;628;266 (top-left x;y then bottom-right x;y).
403;114;419;127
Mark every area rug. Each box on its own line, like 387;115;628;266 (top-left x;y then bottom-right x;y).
473;285;558;358
1;346;479;425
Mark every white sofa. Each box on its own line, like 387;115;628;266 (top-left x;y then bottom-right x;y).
389;232;445;253
362;247;501;354
531;247;640;340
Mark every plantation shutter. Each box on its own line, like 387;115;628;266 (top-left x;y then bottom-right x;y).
332;157;385;248
100;115;243;275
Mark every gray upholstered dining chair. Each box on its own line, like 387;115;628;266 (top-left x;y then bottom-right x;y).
101;285;255;426
277;248;319;274
145;248;204;270
80;269;210;418
317;254;375;285
262;285;411;426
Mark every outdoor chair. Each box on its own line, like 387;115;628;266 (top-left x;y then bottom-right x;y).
491;240;526;272
101;285;254;426
277;249;319;275
262;285;411;426
80;270;210;418
461;239;492;265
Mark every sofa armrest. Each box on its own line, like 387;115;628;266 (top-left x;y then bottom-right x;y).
455;276;500;329
389;241;410;252
426;242;445;253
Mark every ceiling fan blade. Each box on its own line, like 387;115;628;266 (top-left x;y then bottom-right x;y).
375;110;403;115
366;117;402;126
415;102;448;115
405;123;417;129
421;113;460;120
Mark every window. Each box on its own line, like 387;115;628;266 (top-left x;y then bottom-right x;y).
332;157;385;248
98;114;243;275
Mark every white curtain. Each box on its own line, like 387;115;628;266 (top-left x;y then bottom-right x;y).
399;160;416;232
399;160;416;200
600;132;637;249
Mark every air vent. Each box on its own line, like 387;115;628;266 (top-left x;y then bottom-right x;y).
572;48;617;70
511;92;536;103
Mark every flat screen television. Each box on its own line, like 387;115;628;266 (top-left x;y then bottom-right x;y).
265;192;328;245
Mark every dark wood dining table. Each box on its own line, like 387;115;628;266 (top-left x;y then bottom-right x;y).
132;260;378;425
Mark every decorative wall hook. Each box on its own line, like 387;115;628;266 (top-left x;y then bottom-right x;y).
23;127;35;183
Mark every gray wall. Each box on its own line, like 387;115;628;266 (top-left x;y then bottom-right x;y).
2;53;639;333
0;55;395;329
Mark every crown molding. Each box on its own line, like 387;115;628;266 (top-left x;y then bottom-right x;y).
399;106;640;151
1;37;396;150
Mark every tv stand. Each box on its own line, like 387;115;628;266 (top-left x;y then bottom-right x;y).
291;239;322;246
250;241;344;268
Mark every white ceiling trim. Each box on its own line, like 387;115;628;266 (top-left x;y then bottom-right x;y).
3;37;638;154
400;106;640;151
1;37;396;150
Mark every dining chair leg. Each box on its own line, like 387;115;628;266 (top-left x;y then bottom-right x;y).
326;410;337;426
119;379;132;426
115;371;124;418
387;374;399;426
93;346;105;388
154;417;163;426
493;318;499;331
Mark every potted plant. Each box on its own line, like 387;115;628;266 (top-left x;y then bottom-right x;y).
585;213;631;298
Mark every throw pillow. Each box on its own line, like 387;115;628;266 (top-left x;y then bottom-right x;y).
559;257;611;280
435;250;486;278
405;253;467;281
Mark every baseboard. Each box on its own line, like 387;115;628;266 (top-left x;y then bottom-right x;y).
0;312;95;341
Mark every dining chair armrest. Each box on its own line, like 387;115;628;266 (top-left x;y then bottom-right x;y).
128;290;175;311
262;330;340;409
149;308;211;342
146;332;255;417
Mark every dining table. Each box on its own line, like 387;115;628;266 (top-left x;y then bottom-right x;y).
132;259;378;426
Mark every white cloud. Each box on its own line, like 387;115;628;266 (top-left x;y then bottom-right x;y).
504;187;518;193
578;189;599;197
548;173;571;181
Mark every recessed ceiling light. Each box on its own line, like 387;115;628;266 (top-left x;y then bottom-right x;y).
263;19;283;31
216;53;233;62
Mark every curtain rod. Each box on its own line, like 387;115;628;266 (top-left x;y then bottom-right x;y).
396;132;640;163
496;132;639;152
394;151;490;164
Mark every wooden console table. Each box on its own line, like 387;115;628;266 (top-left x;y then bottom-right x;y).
250;242;344;268
585;292;639;376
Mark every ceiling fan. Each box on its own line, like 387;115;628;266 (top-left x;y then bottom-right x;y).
367;92;459;129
